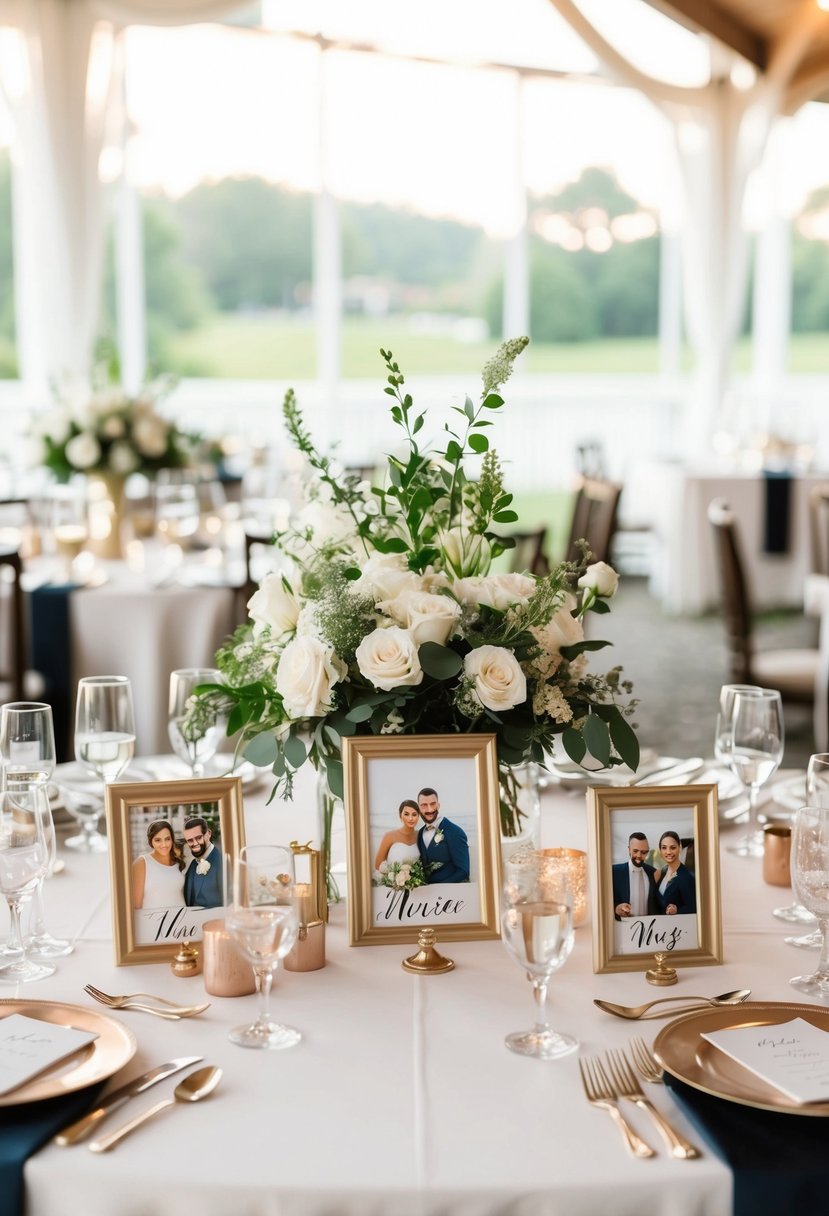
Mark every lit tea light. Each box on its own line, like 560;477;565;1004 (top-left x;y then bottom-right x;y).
540;848;588;926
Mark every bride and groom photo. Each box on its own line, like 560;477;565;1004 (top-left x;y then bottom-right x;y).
373;786;471;889
131;806;224;911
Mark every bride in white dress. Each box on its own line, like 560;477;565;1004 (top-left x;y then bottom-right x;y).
132;820;186;909
374;800;422;870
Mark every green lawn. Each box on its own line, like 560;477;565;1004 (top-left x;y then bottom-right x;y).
164;313;829;379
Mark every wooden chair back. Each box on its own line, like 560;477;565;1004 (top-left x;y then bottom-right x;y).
565;477;623;566
707;499;753;683
507;528;549;577
0;546;26;701
809;484;829;576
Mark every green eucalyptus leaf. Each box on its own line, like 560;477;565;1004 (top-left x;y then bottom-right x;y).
609;712;640;771
493;510;518;523
464;395;475;421
482;393;503;409
445;439;463;463
272;751;286;777
562;727;586;764
468;433;489;454
583;714;611;766
589;598;611;614
283;734;307;770
559;639;612;660
243;732;278;767
418;642;464;680
345;702;375;723
324;757;344;799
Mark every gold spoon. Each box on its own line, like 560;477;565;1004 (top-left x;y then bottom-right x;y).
88;1066;222;1152
593;988;751;1020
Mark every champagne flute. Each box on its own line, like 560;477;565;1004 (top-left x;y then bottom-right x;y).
789;805;829;1000
168;668;227;777
500;851;577;1059
226;846;300;1050
0;785;54;983
71;675;136;851
784;753;827;945
725;688;784;858
0;702;72;958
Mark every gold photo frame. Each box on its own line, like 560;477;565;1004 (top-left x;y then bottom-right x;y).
106;777;245;965
342;734;502;946
587;784;722;973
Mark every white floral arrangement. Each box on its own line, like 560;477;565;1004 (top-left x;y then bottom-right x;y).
373;858;435;891
29;367;198;480
198;338;638;837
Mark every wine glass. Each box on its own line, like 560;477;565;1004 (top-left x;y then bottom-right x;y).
49;483;88;580
71;675;136;851
0;785;54;983
725;688;784;858
789;805;829;1000
713;683;761;765
0;702;73;958
155;479;199;546
500;851;577;1059
226;845;301;1050
168;668;227;777
784;753;827;945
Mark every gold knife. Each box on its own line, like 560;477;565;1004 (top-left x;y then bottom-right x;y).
53;1055;203;1146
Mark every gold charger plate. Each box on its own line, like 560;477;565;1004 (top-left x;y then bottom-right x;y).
0;998;136;1106
654;1001;829;1116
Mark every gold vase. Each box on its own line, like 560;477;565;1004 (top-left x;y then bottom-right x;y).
87;472;127;560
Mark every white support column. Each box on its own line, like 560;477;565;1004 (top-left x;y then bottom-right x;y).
502;72;529;340
116;115;146;392
313;43;341;407
658;227;682;379
751;122;792;405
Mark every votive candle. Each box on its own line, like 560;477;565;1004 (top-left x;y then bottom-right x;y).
540;848;588;926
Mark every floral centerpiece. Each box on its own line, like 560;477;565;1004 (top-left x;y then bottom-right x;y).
197;338;638;885
29;368;197;481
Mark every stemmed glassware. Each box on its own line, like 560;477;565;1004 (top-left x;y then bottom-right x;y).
784;753;828;946
226;845;301;1050
0;785;54;983
500;851;577;1059
0;701;72;958
168;668;227;777
713;683;760;766
71;675;136;851
788;805;829;1000
50;483;89;581
723;688;784;858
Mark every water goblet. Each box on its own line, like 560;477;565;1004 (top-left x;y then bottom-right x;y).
168;668;227;777
789;805;829;1000
155;479;199;547
50;483;89;581
226;846;301;1050
783;753;827;944
725;688;784;858
500;851;577;1059
0;702;72;957
0;785;54;983
713;683;761;766
71;675;136;851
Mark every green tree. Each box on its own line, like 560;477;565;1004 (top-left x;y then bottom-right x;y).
0;151;17;377
792;186;829;333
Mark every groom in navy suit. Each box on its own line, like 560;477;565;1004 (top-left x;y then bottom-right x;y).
417;787;470;884
183;816;223;908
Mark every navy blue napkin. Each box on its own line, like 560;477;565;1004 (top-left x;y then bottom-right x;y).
28;583;76;761
0;1082;105;1216
762;470;792;555
664;1072;829;1216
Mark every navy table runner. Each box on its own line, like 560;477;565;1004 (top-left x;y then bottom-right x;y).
762;470;792;555
28;583;76;761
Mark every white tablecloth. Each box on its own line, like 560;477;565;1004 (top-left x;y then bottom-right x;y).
643;463;826;615
6;766;815;1215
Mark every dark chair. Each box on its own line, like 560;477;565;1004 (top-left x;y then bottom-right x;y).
565;477;623;566
0;546;26;701
708;499;819;705
507;528;549;577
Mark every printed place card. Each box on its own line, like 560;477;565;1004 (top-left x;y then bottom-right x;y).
701;1017;829;1104
0;1014;98;1095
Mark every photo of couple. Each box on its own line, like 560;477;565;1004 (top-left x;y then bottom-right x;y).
372;787;470;891
131;809;223;911
612;828;697;921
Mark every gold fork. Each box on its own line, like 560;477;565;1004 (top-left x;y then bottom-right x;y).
630;1036;666;1084
578;1056;656;1159
84;984;210;1019
604;1049;701;1160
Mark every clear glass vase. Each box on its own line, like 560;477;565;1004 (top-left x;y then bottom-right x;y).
316;770;345;909
499;763;542;861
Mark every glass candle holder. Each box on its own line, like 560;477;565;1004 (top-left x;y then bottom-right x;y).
540;848;588;926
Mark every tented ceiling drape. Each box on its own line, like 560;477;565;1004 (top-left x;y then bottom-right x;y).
0;0;248;396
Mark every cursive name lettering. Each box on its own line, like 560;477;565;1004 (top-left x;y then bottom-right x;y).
144;907;200;942
377;888;466;922
627;918;683;951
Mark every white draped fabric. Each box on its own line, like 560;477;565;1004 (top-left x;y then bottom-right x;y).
0;0;247;397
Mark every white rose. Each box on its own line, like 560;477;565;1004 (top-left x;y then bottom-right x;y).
293;500;354;552
132;415;169;458
355;553;420;606
37;407;72;445
276;636;345;719
65;431;101;470
247;573;300;639
532;597;584;659
453;572;535;611
464;645;527;712
578;561;619;598
355;626;423;691
440;527;491;578
108;441;139;475
389;591;460;646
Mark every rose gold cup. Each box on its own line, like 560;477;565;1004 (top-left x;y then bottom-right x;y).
202;918;256;996
762;823;792;886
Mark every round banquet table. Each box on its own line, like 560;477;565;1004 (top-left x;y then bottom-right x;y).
8;765;816;1216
